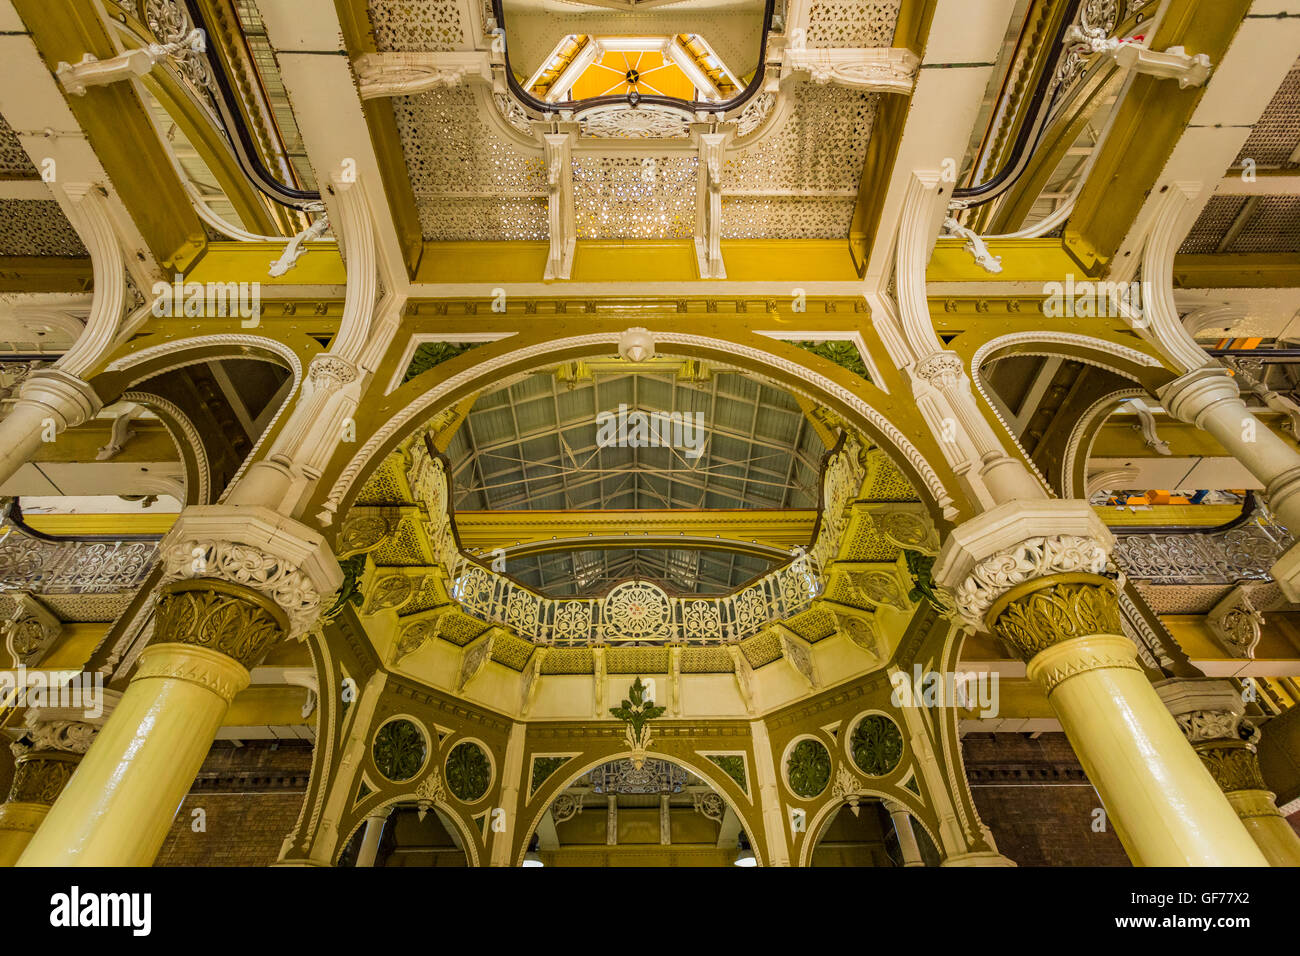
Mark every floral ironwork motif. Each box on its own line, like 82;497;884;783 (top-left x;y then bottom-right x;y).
1111;512;1293;585
786;738;832;798
530;755;571;795
372;719;427;783
439;437;862;646
705;754;747;792
445;740;492;802
609;676;666;769
850;714;904;777
585;758;688;794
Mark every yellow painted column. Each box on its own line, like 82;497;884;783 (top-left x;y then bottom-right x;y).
0;751;80;866
988;573;1269;867
16;580;287;867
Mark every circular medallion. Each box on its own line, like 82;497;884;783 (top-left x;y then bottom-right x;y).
445;741;493;803
850;714;903;777
603;580;672;641
785;737;832;799
372;718;427;783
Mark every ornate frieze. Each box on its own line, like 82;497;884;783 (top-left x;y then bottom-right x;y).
0;514;156;596
1112;514;1293;586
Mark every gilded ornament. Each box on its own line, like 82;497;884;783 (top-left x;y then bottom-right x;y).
990;577;1122;662
152;581;287;668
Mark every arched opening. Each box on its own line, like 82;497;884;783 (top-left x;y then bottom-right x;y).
336;802;473;868
521;754;755;867
808;798;941;867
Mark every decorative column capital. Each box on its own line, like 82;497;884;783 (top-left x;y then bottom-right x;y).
990;575;1126;665
912;351;966;391
306;354;360;393
13;368;102;430
1157;366;1244;428
158;505;343;638
11;715;101;759
934;500;1114;628
6;751;82;808
1155;677;1270;795
152;579;290;669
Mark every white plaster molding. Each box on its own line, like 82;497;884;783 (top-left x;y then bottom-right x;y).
56;29;205;96
353;51;493;99
1062;388;1152;499
1124;397;1173;455
157;504;343;638
1085;466;1140;498
782;47;920;93
55;185;127;378
1134;184;1219;374
694;130;727;279
933;500;1115;627
543;131;576;281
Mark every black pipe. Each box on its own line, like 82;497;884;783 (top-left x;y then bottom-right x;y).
183;0;321;208
490;0;775;117
1210;349;1300;361
952;0;1085;207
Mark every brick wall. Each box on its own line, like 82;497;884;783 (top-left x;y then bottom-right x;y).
155;740;313;867
962;732;1132;867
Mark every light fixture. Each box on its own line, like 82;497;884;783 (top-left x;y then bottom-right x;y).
523;850;545;867
733;833;757;866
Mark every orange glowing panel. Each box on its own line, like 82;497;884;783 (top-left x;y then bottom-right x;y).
569;49;696;100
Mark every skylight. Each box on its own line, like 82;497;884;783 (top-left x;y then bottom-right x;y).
526;34;744;104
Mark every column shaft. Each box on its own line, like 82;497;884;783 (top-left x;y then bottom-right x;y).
17;643;248;866
889;807;924;867
354;811;390;867
991;576;1269;866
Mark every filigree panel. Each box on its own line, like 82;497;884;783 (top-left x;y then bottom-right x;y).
572;155;697;239
720;196;856;239
805;0;902;47
368;0;466;51
0;116;36;177
724;87;878;193
0;200;88;257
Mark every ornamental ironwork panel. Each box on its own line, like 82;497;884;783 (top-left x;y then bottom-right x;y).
0;522;158;594
1111;510;1293;585
435;438;863;646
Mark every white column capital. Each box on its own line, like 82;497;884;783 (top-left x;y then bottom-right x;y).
157;505;344;638
933;501;1114;627
1158;365;1245;428
13;368;102;430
